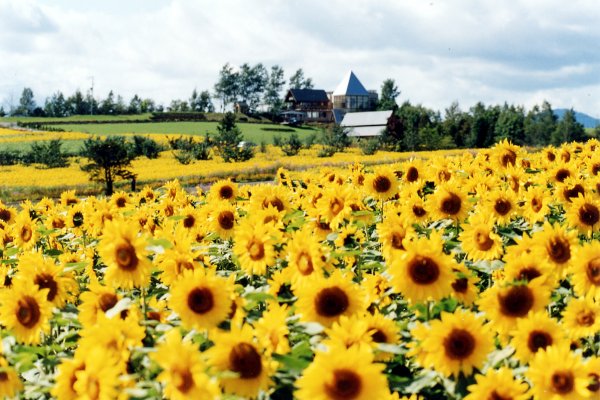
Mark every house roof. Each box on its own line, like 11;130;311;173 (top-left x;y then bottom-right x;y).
340;110;393;127
333;71;369;96
286;89;329;103
347;126;387;137
332;109;346;124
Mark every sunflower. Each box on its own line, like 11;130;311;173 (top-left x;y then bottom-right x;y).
510;312;568;364
151;329;219;400
388;234;455;304
557;177;588;204
0;357;22;398
156;243;200;286
69;347;121;400
527;345;591;400
209;202;237;239
209;178;238;202
585;357;600;398
459;213;503;261
398;188;430;225
521;185;551;224
233;219;278;276
15;251;76;308
98;219;152;289
78;282;123;328
169;268;233;331
284;228;327;289
561;296;600;339
321;314;376;353
464;367;530;400
480;188;519;225
400;158;425;185
428;182;470;222
0;202;16;228
59;189;79;207
66;203;86;233
493;139;521;169
565;194;600;236
249;184;291;213
253;302;290;356
11;211;38;251
295;345;389;400
0;281;52;344
570;241;600;300
409;309;493;377
532;222;578;278
550;163;576;185
315;185;354;229
365;165;399;201
377;213;413;263
503;252;555;288
450;264;480;306
206;324;273;399
364;312;400;361
295;270;366;327
478;280;550;334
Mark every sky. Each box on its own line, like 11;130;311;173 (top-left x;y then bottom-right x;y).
1;0;600;117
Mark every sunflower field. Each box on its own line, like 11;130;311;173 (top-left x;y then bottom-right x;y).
0;139;599;399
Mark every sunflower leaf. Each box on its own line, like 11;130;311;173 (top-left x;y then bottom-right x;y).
272;353;310;373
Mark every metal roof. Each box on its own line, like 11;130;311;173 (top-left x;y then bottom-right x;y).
333;71;369;96
347;126;387;137
340;110;393;127
286;89;329;103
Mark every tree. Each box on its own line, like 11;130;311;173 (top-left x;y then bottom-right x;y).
288;69;313;89
552;109;586;145
99;90;116;114
80;136;137;196
215;112;253;162
494;103;525;144
189;89;214;112
524;101;557;146
44;91;68;117
14;87;36;116
0;106;5;117
128;94;142;114
442;102;471;148
238;63;268;113
264;65;285;117
377;79;400;110
67;90;88;115
467;102;499;148
214;63;240;111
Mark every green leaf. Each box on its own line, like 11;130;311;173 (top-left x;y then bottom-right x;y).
243;292;274;302
272;353;311;373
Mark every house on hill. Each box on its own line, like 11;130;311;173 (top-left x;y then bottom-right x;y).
331;71;378;123
283;89;332;123
340;110;393;138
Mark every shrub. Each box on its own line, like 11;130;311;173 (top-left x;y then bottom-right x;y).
23;139;70;168
0;150;21;166
215;112;253;162
132;135;164;159
279;133;303;156
358;138;380;155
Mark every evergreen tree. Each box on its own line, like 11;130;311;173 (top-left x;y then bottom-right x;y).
377;79;400;110
215;112;253;162
552;109;586;145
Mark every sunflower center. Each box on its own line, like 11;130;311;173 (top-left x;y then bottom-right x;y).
86;377;101;400
588;373;600;393
440;193;462;216
229;342;262;379
315;287;349;318
219;185;234;200
173;369;194;393
98;293;118;312
551;371;574;394
516;267;541;282
34;273;58;302
176;260;194;274
373;175;392;193
501;150;517;167
296;252;314;275
247;239;265;261
218;211;235;230
391;232;405;250
443;328;476;360
451;277;469;293
0;372;7;382
438;170;451;182
475;230;494;251
262;197;285;212
182;215;195;228
187;287;214;314
576;310;595;326
371;329;387;343
21;225;33;242
412;205;426;217
116;197;126;208
115;243;139;271
555;169;570;182
586;258;600;285
408;256;440;285
16;295;41;328
330;198;345;216
578;203;600;227
0;209;11;222
406;167;419;182
531;197;543;212
489;390;512;400
72;211;84;227
325;369;362;400
494;199;511;216
498;285;534;318
52;218;66;229
563;184;584;202
547;238;570;264
527;330;552;353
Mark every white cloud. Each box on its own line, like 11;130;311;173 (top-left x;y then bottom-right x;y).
1;0;599;117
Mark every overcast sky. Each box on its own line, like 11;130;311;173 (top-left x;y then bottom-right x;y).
1;0;599;116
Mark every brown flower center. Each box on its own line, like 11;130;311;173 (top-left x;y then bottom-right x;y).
440;192;462;216
489;390;512;400
408;256;440;285
592;164;600;176
16;295;41;328
0;372;7;382
262;197;285;212
247;239;265;261
373;175;392;193
0;209;11;223
451;277;469;293
296;252;314;275
588;373;600;393
501;150;517;167
229;342;262;379
115;197;127;208
498;285;534;318
563;184;585;202
330;197;345;216
371;329;387;343
173;369;194;393
555;169;570;182
527;330;552;353
219;185;234;200
494;199;511;216
578;203;600;227
576;310;595;327
547;237;570;264
52;218;66;229
164;205;174;217
412;205;426;217
182;215;195;228
115;242;139;271
475;230;494;251
516;267;541;282
218;211;235;230
98;293;118;312
551;371;574;394
325;369;362;399
390;232;405;250
443;329;475;360
586;258;600;285
315;287;349;318
34;273;58;302
531;197;543;213
187;287;214;314
72;211;84;227
21;225;33;242
406;167;419;182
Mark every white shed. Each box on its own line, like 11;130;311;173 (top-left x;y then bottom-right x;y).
340;110;393;137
